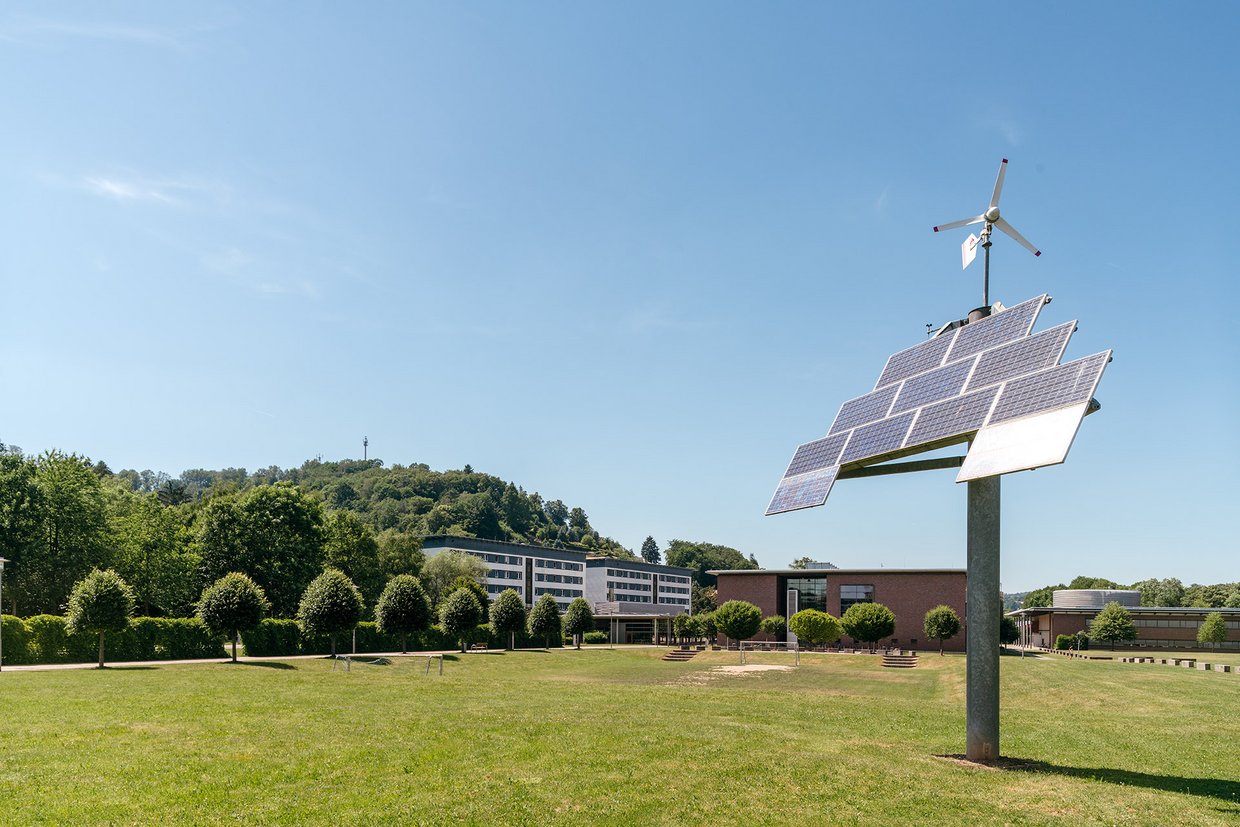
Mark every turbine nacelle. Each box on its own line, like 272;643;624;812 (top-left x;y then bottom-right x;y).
933;158;1041;258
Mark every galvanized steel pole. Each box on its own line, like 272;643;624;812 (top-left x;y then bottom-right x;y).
966;476;1001;761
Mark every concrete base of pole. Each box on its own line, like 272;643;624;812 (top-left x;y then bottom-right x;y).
966;475;1001;762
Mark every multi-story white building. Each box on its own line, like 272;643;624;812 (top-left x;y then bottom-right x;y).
421;536;693;641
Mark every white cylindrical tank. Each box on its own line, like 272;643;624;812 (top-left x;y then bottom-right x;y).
1052;589;1141;609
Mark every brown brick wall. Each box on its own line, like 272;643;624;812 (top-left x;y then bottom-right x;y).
715;570;968;652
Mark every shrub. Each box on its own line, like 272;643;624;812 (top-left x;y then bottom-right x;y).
1055;634;1075;650
198;573;271;662
840;602;896;651
66;569;136;667
563;597;595;649
788;609;843;647
922;605;962;655
297;568;364;656
583;630;608;644
1;615;33;665
375;575;433;652
26;615;71;663
439;588;484;652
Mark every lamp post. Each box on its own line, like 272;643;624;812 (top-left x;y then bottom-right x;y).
0;557;8;672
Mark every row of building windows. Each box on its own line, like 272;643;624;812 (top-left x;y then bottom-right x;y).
537;559;584;572
1118;618;1240;630
1119;638;1240;650
536;573;583;585
486;584;523;595
786;579;875;614
606;568;651;580
659;585;690;595
662;574;691;585
618;595;652;604
476;552;522;566
534;586;583;598
658;596;691;605
488;569;523;580
608;581;651;592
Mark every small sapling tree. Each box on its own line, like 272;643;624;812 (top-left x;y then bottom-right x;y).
65;569;135;668
297;568;364;656
1198;611;1227;651
439;587;484;653
528;593;561;649
697;612;717;644
489;588;526;650
787;609;843;648
759;614;787;640
563;597;594;649
374;574;432;653
198;572;270;662
922;605;961;655
1090;601;1137;650
840;602;896;652
1000;613;1021;646
714;600;762;647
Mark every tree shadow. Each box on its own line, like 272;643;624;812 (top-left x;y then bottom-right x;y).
99;665;158;670
234;661;296;670
939;755;1240;804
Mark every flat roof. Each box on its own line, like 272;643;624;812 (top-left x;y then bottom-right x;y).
421;534;587;563
586;557;693;576
708;568;966;576
1009;606;1240;616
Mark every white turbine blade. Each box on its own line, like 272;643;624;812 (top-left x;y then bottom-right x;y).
933;214;985;233
990;158;1008;208
994;216;1041;257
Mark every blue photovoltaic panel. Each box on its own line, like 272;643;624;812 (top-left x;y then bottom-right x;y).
828;384;899;435
766;466;839;515
875;328;958;389
890;357;977;415
783;432;849;477
906;386;1000;447
767;294;1109;516
965;321;1074;392
988;352;1110;425
945;295;1044;363
840;411;916;465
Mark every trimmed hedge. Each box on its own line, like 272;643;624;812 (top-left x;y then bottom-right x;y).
3;615;226;664
240;618;564;657
584;630;608;644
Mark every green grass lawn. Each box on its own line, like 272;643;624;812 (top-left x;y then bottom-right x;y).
1088;649;1240;666
2;648;1238;825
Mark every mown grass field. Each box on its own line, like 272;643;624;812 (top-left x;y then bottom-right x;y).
3;648;1238;825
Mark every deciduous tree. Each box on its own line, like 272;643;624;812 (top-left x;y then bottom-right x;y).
563;597;594;649
788;609;843;647
439;587;484;653
840;602;896;652
1198;611;1227;650
65;569;135;668
374;575;432;653
759;614;787;639
1090;602;1137;650
297;568;364;656
923;605;962;655
198;572;270;661
528;593;561;649
714;600;761;645
489;588;526;650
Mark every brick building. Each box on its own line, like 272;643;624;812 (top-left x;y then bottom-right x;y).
711;567;967;651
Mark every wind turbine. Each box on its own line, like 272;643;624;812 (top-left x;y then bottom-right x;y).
934;159;1040;307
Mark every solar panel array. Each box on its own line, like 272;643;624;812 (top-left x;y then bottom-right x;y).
767;295;1110;515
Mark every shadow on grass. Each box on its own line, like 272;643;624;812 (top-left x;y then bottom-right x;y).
939;755;1240;804
234;661;296;670
99;665;158;670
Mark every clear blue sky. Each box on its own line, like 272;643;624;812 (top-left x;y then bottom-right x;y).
2;4;1236;591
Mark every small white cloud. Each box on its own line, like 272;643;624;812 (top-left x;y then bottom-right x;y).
875;185;891;213
82;172;227;207
85;176;177;204
0;15;192;49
